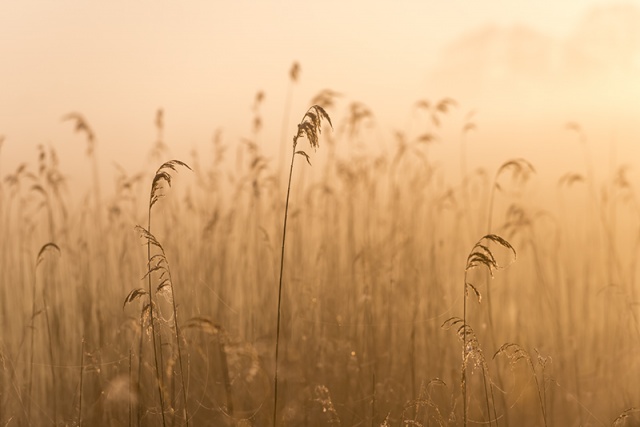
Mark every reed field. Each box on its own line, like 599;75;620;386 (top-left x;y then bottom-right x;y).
1;81;640;427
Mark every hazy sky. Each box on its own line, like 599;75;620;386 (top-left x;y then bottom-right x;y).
1;1;639;193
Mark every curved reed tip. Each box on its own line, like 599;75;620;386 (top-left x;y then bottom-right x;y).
295;105;333;151
465;234;516;275
149;160;192;209
36;242;61;267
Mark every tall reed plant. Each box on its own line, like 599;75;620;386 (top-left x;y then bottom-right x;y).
273;105;332;426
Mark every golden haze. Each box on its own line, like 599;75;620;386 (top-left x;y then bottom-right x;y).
1;2;640;426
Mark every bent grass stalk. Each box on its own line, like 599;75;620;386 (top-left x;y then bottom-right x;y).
27;242;60;423
124;160;191;427
445;234;516;426
39;243;61;424
273;105;332;426
78;336;84;427
136;226;191;426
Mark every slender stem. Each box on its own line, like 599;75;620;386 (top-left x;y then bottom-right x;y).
27;258;37;422
480;367;493;427
533;368;548;427
463;279;468;427
78;336;84;427
147;209;167;427
137;306;144;427
168;269;189;426
129;349;133;427
43;297;57;424
273;144;297;427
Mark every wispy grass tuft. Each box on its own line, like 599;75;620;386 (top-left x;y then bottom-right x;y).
124;159;191;427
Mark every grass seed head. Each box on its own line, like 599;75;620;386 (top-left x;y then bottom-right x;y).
149;160;192;209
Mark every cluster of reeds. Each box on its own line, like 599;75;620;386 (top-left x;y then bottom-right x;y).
1;65;640;426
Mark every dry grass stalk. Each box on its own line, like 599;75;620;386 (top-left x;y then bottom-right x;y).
123;159;191;427
274;105;332;426
493;343;549;427
451;234;516;426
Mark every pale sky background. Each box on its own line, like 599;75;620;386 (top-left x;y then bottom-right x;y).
2;1;640;197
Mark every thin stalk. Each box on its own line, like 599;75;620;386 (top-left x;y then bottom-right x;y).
78;336;84;427
533;371;548;426
462;282;468;427
139;160;190;426
167;262;189;426
146;210;167;427
43;297;57;424
461;235;516;426
273;146;296;426
27;261;37;422
273;105;331;426
137;308;144;427
129;349;133;427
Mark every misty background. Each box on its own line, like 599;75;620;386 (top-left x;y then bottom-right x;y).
1;1;640;198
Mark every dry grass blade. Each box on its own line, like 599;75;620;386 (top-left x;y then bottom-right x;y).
427;378;446;388
184;316;223;336
123;288;149;309
135;225;164;252
274;105;332;427
558;172;585;187
496;158;535;177
612;408;640;426
482;234;517;260
465;282;482;303
474;244;497;263
142;263;165;282
494;158;536;192
36;242;61;267
493;343;531;364
494;343;548;427
295;105;333;150
138;159;192;427
441;317;464;330
156;278;171;293
460;234;516;426
465;234;517;276
466;251;497;274
295;150;312;166
443;319;485;366
149;160;192;209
